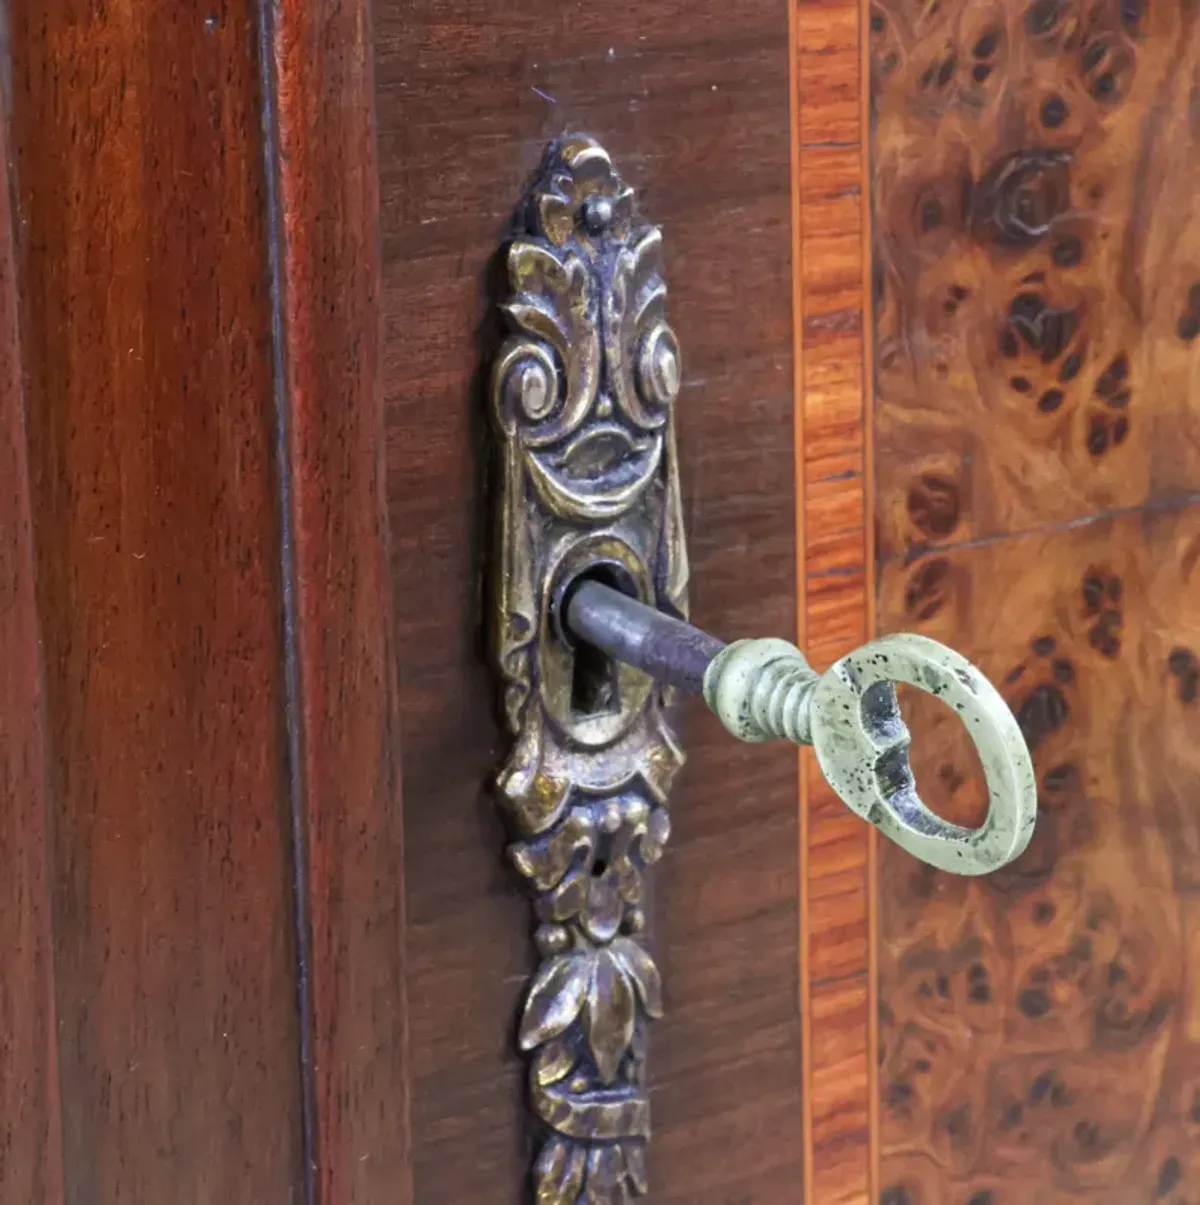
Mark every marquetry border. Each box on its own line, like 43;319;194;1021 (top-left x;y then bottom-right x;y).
791;0;877;1197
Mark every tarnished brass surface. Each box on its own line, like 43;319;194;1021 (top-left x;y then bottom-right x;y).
488;135;687;1203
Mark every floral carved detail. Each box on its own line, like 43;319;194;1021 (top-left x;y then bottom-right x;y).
488;136;687;1203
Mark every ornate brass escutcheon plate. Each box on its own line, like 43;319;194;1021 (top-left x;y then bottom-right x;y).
488;135;685;1204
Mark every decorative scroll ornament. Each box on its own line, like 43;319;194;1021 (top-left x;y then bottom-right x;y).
489;135;687;1203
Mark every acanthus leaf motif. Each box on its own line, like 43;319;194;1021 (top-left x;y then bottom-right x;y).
606;230;673;432
586;947;637;1085
534;1038;578;1088
537;863;590;925
624;1144;648;1195
610;937;664;1020
535;1135;588;1205
586;1145;624;1201
490;134;687;1204
510;807;597;892
584;867;624;945
504;265;570;355
501;242;598;449
521;950;591;1051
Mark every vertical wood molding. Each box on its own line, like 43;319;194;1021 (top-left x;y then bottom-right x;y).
0;79;65;1205
10;4;307;1198
790;0;814;1193
261;1;413;1200
793;0;876;1197
861;0;881;1198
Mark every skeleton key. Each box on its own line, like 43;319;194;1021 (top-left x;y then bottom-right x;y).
564;578;1037;875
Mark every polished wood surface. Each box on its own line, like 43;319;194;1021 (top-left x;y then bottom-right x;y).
15;0;1194;1200
374;3;803;1200
0;92;64;1205
2;3;410;1200
3;2;814;1201
872;0;1200;1198
11;4;305;1199
266;3;413;1198
793;0;877;1198
3;3;814;1200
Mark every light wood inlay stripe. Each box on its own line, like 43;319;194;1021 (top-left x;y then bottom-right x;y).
793;0;876;1198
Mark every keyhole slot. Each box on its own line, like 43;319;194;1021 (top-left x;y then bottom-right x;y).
572;637;620;720
558;562;638;723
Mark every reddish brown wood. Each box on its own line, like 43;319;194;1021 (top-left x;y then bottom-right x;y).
373;3;804;1200
0;87;65;1205
265;3;413;1201
10;4;304;1199
794;0;876;1199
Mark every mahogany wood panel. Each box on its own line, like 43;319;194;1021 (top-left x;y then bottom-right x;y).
872;0;1200;1199
265;3;413;1200
0;92;64;1205
373;6;803;1201
10;4;305;1199
794;0;877;1200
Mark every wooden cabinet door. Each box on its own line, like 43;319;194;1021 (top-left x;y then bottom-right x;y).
3;1;1197;1203
2;2;805;1202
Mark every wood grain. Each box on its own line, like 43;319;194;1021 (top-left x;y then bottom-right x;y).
0;81;65;1205
871;0;1200;548
264;3;412;1200
373;4;803;1201
872;0;1200;1199
11;4;304;1199
876;509;1200;1204
794;0;876;1199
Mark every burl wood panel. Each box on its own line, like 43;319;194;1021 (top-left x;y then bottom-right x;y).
872;0;1200;540
374;5;803;1201
872;0;1200;1199
10;4;304;1198
876;513;1200;1204
794;0;877;1196
0;94;64;1205
265;3;413;1199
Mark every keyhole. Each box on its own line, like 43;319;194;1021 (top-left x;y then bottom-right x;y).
561;563;634;722
571;636;620;719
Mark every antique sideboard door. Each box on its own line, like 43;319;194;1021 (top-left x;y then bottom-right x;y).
4;0;1199;1203
2;4;812;1200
